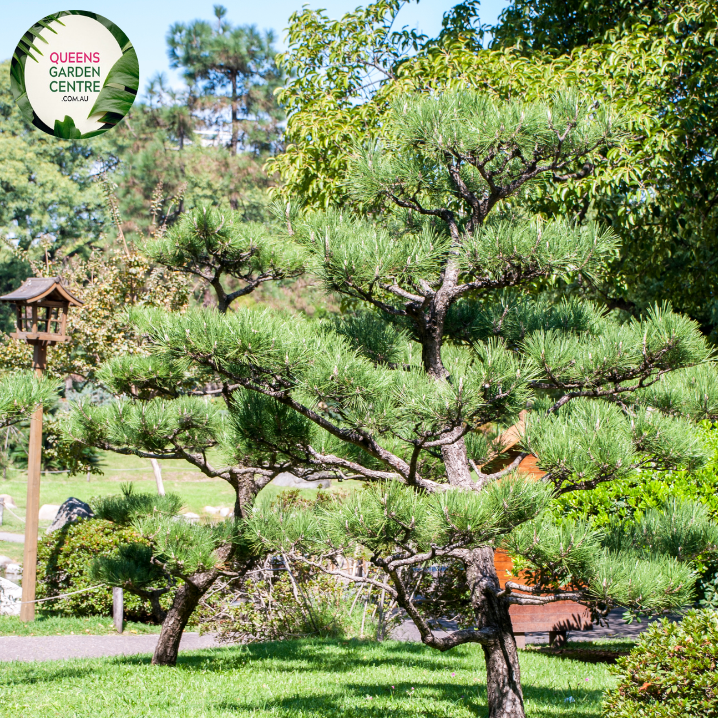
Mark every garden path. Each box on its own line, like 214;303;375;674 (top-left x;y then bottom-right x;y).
0;632;219;662
392;608;671;644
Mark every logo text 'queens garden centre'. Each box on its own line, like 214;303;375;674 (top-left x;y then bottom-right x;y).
11;12;139;139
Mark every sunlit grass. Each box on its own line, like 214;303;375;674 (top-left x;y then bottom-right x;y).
0;614;161;636
0;638;614;717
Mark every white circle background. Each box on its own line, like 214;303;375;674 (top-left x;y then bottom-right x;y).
23;14;124;135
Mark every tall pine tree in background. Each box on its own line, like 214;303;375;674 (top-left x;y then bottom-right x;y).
66;92;718;717
167;4;282;158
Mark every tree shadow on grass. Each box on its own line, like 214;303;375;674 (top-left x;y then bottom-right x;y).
212;681;605;717
1;637;608;717
168;638;467;675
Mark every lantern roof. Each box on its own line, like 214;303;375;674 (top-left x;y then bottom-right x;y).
0;277;82;306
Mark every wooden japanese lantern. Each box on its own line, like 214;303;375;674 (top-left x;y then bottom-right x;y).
0;277;82;621
1;276;82;346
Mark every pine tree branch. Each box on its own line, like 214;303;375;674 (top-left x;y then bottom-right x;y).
385;565;497;650
185;351;420;485
378;282;426;303
293;555;397;596
470;453;527;490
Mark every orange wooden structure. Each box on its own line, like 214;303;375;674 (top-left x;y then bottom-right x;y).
489;429;592;647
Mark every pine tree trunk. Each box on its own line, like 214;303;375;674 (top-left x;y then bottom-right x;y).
230;73;239;157
465;546;525;718
151;570;215;666
151;539;237;666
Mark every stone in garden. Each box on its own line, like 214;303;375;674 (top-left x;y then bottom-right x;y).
0;576;21;615
5;564;21;575
271;472;332;489
180;512;200;523
218;508;231;517
0;555;13;567
0;494;16;509
46;497;94;534
204;506;220;515
38;504;61;522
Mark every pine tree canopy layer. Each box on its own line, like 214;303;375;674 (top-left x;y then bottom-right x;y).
0;372;57;428
66;90;718;691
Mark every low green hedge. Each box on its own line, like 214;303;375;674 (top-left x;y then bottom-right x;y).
603;609;718;717
36;518;166;621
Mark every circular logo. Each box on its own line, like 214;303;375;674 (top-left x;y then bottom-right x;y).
10;11;139;139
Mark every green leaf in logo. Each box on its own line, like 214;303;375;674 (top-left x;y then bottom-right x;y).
87;47;139;122
54;115;82;139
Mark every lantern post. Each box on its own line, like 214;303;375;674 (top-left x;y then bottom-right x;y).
0;277;82;621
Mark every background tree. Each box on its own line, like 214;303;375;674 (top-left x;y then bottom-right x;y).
0;60;108;327
67;91;718;718
270;0;718;339
167;4;283;159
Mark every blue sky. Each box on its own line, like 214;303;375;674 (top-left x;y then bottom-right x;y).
2;1;509;98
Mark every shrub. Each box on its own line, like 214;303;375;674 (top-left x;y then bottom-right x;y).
91;483;183;524
603;609;718;717
196;556;389;643
36;518;169;621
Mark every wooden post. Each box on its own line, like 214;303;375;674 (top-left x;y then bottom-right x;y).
150;459;165;496
113;587;124;633
20;343;46;622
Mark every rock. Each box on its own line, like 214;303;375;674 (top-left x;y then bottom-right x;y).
271;472;332;489
180;512;200;523
5;563;21;574
38;504;61;522
46;498;94;534
204;506;220;515
0;555;13;568
0;494;16;509
219;508;231;517
0;576;22;615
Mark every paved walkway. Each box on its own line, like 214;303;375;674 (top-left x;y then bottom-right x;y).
0;532;24;544
392;608;668;644
0;632;219;662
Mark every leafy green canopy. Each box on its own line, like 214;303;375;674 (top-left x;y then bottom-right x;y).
247;474;552;555
273;0;718;338
69;91;717;494
142;206;304;312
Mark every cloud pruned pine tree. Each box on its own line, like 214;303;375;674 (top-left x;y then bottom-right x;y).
66;91;718;718
63;205;305;666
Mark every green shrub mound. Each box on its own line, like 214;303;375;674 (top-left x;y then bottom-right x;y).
603;609;718;717
91;483;183;524
36;519;169;621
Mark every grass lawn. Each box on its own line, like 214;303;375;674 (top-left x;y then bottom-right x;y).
0;638;613;718
0;539;23;563
0;450;352;540
0;614;161;636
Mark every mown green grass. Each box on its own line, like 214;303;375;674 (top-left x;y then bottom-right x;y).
0;451;354;535
0;614;161;636
0;639;613;718
0;539;23;563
